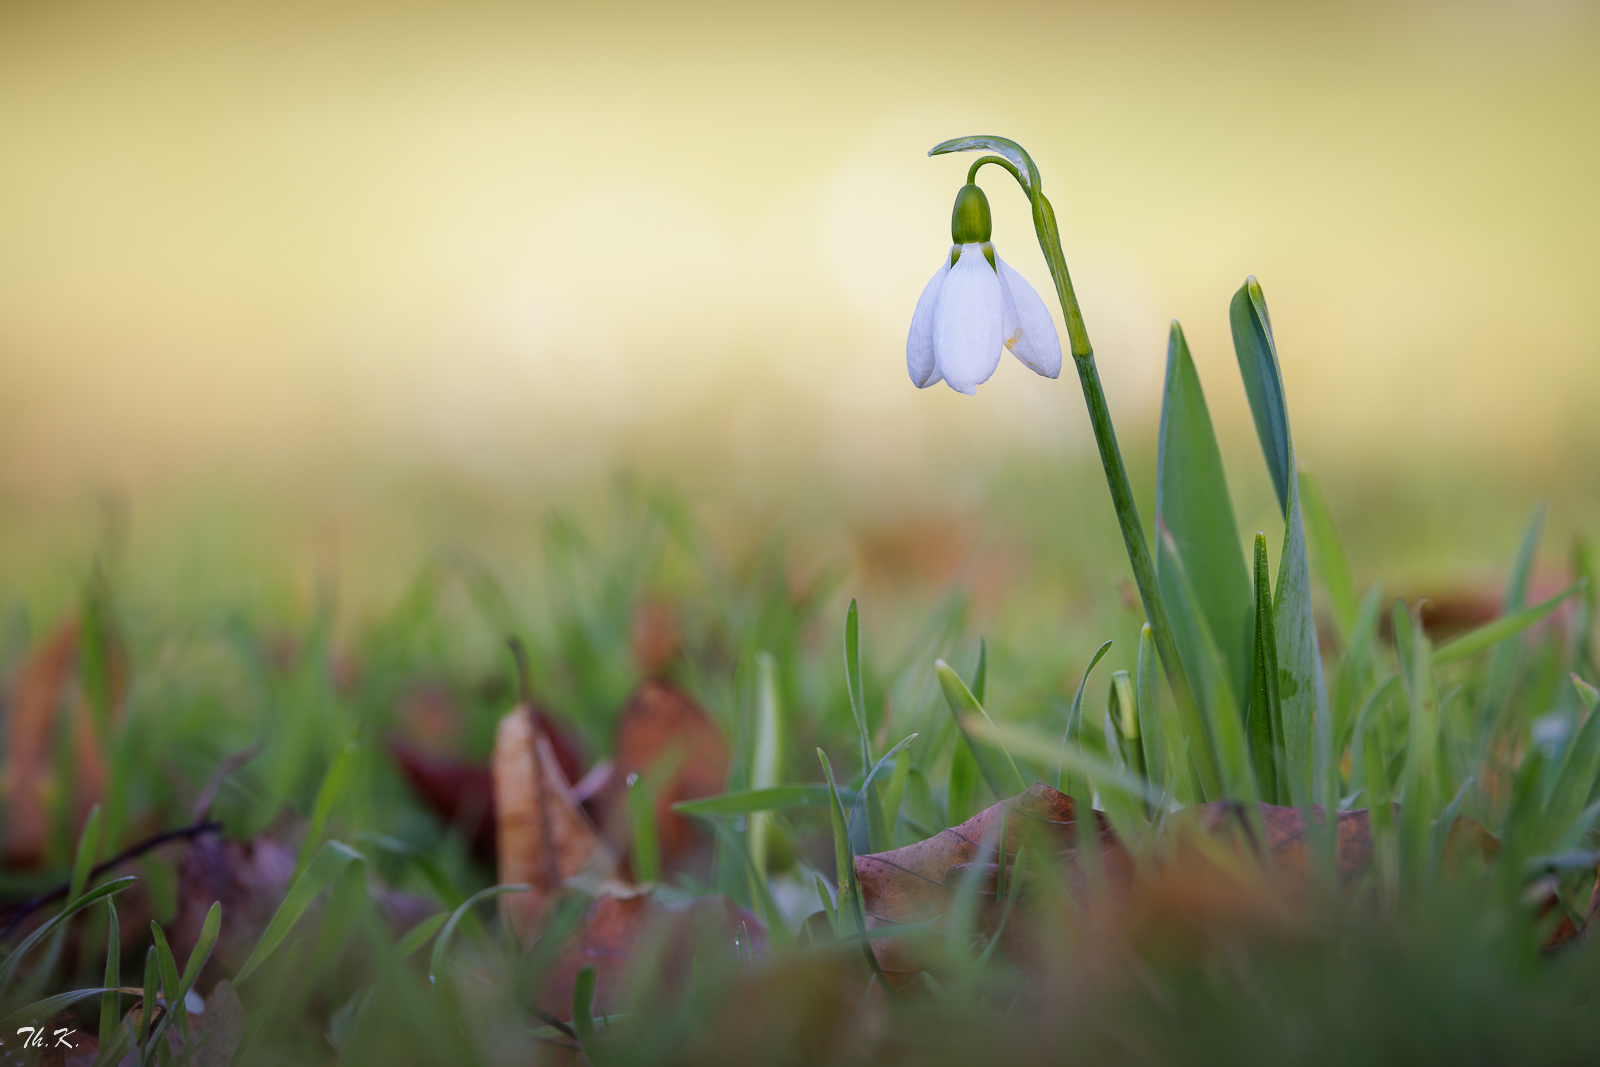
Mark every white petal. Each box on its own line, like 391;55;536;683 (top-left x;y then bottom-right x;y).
906;253;951;388
933;243;1004;395
997;256;1063;379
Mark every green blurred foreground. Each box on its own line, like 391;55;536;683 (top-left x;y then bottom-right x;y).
2;261;1600;1062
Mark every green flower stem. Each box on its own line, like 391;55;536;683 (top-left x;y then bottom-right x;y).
940;140;1207;791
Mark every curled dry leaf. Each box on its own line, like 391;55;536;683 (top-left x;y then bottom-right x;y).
391;702;585;862
537;890;765;1021
853;784;1505;986
854;783;1130;988
494;707;617;941
594;680;729;881
3;620;123;869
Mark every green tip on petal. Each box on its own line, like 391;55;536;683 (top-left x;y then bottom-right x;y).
951;184;992;245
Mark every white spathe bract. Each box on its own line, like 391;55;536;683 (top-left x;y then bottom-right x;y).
906;244;1062;395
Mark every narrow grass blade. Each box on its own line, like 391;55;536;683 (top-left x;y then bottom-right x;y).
1136;624;1167;794
1230;277;1329;808
1299;470;1359;642
844;599;872;773
395;912;448;960
1157;531;1254;801
142;903;220;1063
947;737;978;828
1157;320;1253;708
881;746;913;843
428;883;533;985
137;947;157;1048
1333;584;1384;758
235;841;365;986
849;734;919;846
68;805;102;906
1107;671;1142;779
965;718;1163;807
571;967;606;1066
935;660;1027;799
295;733;359;883
1481;502;1546;718
0;987;125;1041
150;922;188;1055
750;651;784;877
813;873;836;936
673;784;858;816
844;601;889;851
817;749;888;987
0;877;136;996
1060;641;1113;797
1543;674;1600;849
1398;604;1439;892
1435;582;1586;666
628;747;685;885
1248;533;1285;805
99;901;120;1048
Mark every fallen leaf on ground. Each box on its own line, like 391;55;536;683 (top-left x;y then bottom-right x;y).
853;783;1504;986
593;680;729;881
494;707;617;941
536;890;764;1020
168;830;297;988
3;620;123;869
392;703;586;862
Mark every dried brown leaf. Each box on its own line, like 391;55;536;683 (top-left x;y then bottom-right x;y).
593;680;729;880
494;707;616;941
537;890;763;1020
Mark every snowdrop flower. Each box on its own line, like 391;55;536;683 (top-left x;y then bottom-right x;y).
906;183;1062;394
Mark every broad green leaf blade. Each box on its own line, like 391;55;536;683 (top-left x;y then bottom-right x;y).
1482;502;1547;718
934;660;1027;799
750;651;784;876
1136;624;1167;794
1157;530;1251;800
1230;279;1290;513
0;876;136;996
1435;582;1586;666
235;841;365;986
1230;276;1329;808
673;784;858;816
970;638;989;705
428;883;533;985
1248;533;1285;805
1059;640;1113;797
927;135;1040;197
137;947;157;1047
1157;320;1253;708
1299;470;1360;642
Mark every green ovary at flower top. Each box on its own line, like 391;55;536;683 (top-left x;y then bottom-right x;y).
906;182;1062;395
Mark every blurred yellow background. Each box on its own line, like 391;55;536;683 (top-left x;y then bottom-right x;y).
1;0;1597;608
